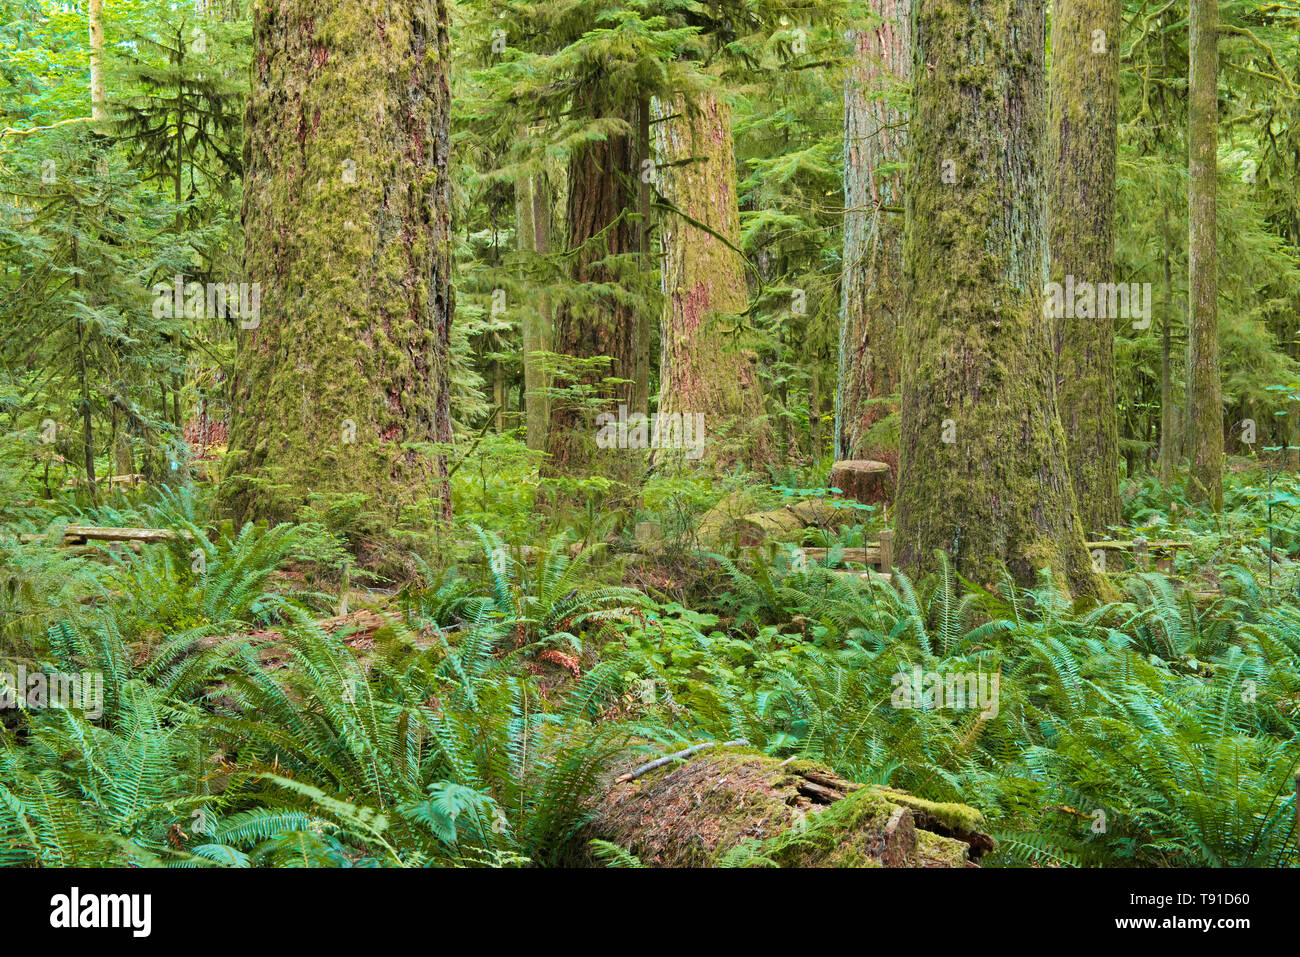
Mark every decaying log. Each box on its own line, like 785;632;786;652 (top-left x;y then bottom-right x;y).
827;459;893;505
584;745;992;867
20;525;193;546
798;546;881;565
699;498;853;546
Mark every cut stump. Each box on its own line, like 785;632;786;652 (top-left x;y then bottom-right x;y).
828;459;893;506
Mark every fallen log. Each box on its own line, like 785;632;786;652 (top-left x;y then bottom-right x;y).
799;546;881;566
21;525;193;546
65;524;191;544
701;499;853;546
583;745;992;867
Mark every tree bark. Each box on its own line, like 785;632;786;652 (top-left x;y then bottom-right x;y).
634;97;653;420
654;91;770;469
896;0;1101;597
544;96;639;477
516;170;552;451
223;0;453;526
1049;0;1121;534
1186;0;1222;508
89;0;107;124
1158;209;1179;484
836;4;909;462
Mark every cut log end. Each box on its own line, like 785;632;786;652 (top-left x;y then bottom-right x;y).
828;459;894;506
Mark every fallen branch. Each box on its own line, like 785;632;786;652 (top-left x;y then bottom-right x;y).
613;739;749;785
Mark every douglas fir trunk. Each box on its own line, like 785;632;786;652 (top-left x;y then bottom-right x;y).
516;170;552;451
1048;0;1121;534
836;3;909;462
896;0;1102;596
655;91;770;469
1186;0;1223;508
223;0;453;526
545;98;640;476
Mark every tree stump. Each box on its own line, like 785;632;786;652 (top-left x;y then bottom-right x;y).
828;459;893;505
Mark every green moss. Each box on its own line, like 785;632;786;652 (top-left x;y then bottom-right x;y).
876;787;984;833
758;786;898;867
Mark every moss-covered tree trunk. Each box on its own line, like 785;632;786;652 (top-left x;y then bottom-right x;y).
223;0;453;526
1186;0;1223;508
895;0;1101;596
1049;0;1120;534
1158;210;1180;484
835;3;909;461
516;170;552;451
654;92;770;469
544;97;639;476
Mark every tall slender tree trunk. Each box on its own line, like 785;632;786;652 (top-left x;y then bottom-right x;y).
72;235;96;503
896;0;1101;596
224;0;453;526
1290;310;1300;469
1186;0;1222;508
545;97;639;476
89;0;107;124
1049;0;1121;534
654;91;770;469
836;3;909;462
634;97;653;419
1158;210;1178;484
516;170;552;450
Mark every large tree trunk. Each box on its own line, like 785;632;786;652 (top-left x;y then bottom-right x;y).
654;91;770;469
896;0;1101;596
224;0;453;526
1049;0;1121;534
1186;0;1223;508
544;98;639;477
835;4;909;462
89;0;107;124
583;746;991;867
516;170;553;451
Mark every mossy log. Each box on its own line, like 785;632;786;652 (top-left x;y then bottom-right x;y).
583;746;992;867
699;498;850;546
